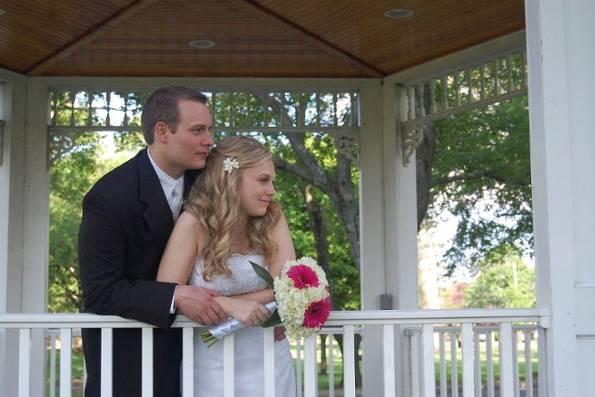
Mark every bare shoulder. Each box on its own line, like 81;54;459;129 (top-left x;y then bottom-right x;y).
174;211;203;235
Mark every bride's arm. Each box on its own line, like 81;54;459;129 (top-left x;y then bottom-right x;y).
157;211;200;284
157;212;228;325
227;211;296;304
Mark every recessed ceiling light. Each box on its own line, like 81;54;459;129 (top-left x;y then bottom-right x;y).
188;40;216;49
384;9;414;19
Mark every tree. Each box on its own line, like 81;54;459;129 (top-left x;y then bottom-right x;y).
417;96;532;273
463;247;535;308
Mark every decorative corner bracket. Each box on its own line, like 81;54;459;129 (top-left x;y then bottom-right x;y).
330;130;360;166
401;121;433;167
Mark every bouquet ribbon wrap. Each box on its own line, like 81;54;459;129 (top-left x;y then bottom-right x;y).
205;301;278;341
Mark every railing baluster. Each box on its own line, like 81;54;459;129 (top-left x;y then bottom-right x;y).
450;331;458;397
525;330;533;397
182;328;194;397
487;331;494;397
19;328;30;397
439;331;447;397
383;325;396;397
49;334;57;397
296;337;303;397
343;325;356;397
461;323;474;397
101;328;113;397
474;331;481;397
223;334;235;397
142;328;153;397
513;329;519;397
328;335;335;397
304;335;317;397
422;324;436;397
60;328;72;397
263;327;275;397
499;323;514;397
410;331;420;397
537;327;548;397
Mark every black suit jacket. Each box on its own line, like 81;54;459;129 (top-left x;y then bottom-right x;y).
78;149;198;397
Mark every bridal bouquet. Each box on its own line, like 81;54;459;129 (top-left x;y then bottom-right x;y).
200;256;331;346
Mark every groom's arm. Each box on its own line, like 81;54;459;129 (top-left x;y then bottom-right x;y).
78;189;176;329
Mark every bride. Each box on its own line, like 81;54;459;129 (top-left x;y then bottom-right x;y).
157;136;296;396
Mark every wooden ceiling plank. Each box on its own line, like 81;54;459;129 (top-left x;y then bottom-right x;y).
231;0;384;77
26;0;160;75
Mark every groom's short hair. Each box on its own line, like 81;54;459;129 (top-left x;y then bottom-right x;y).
142;86;208;145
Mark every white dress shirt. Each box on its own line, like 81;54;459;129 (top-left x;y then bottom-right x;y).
147;149;184;314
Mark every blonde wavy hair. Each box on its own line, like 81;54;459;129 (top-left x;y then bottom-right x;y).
186;136;281;281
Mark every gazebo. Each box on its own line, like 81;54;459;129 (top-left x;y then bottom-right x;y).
0;1;592;396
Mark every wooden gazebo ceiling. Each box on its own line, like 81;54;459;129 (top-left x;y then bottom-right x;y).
0;0;525;78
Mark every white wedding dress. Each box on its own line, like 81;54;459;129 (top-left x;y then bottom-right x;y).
188;253;296;397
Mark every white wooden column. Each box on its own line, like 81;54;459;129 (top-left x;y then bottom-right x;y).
525;1;595;396
0;69;27;397
359;80;388;397
22;78;50;396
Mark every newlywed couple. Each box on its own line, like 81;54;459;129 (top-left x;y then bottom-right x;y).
79;86;296;396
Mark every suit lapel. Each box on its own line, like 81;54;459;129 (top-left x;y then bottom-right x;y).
137;149;174;243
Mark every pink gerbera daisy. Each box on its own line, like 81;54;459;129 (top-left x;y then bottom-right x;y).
286;264;320;289
302;298;331;328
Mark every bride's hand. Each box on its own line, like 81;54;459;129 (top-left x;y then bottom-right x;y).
220;298;270;326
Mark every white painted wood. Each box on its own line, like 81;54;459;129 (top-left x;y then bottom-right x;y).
263;327;275;397
499;323;514;397
0;70;27;397
409;332;420;397
18;328;30;397
22;80;50;397
296;338;303;397
421;324;436;397
525;0;595;395
461;324;473;397
474;332;481;397
182;328;194;397
383;325;396;397
100;328;112;397
449;331;458;397
141;328;153;397
359;81;388;397
525;331;533;397
513;330;519;397
343;325;356;397
537;327;548;397
486;332;494;397
60;328;72;397
303;335;317;397
223;334;234;397
49;335;57;397
439;332;447;397
328;335;335;397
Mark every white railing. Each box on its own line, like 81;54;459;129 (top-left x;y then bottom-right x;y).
1;308;547;397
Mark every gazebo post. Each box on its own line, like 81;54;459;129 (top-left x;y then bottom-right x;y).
525;0;595;395
359;79;391;396
0;69;28;397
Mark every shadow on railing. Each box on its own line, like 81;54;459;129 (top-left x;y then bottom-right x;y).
1;308;548;397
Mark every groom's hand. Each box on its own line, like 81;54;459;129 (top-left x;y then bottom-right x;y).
175;285;227;325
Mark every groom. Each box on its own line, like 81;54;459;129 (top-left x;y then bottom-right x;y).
78;86;228;396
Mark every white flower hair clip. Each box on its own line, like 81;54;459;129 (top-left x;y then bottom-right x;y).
223;157;240;173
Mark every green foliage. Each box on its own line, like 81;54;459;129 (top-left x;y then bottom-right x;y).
430;96;532;273
463;247;535;308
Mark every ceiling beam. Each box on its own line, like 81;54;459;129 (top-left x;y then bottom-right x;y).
27;0;160;76
234;0;384;78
